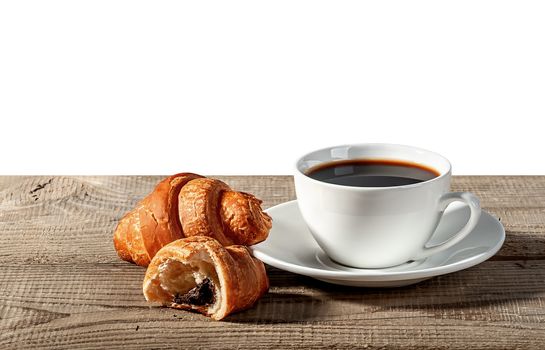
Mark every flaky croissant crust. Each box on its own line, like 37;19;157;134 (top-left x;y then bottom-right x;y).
113;173;272;266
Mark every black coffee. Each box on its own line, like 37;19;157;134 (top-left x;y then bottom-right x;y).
306;159;440;187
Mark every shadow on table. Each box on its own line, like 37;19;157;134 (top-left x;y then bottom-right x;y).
226;292;326;323
228;249;545;324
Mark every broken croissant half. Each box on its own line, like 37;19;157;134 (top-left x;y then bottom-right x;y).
143;236;269;320
113;173;272;266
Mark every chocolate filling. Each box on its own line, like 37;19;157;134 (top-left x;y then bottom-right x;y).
173;278;215;306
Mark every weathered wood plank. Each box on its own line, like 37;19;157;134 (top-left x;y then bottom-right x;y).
0;176;544;349
0;261;543;349
2;175;544;208
451;176;545;209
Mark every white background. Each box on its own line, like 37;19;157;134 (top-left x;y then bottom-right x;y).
1;0;544;175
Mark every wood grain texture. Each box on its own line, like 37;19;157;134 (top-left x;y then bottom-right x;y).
0;175;544;349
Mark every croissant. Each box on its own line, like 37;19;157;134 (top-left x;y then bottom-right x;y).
143;236;269;320
113;173;272;266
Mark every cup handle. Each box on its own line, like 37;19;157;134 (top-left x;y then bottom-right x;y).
413;192;481;261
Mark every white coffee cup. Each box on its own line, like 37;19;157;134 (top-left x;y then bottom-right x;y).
294;143;481;269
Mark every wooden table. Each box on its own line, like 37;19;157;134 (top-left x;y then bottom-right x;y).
0;176;544;349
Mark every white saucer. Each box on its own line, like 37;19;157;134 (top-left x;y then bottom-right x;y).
251;200;505;287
